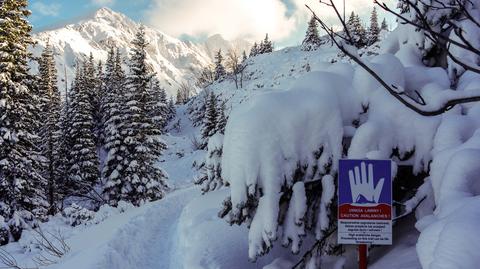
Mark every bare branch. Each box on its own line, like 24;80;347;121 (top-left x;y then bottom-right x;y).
319;0;354;43
0;249;38;269
31;227;70;267
375;0;480;55
306;1;480;116
455;0;480;28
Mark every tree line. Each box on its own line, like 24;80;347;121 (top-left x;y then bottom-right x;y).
0;0;174;245
302;7;389;51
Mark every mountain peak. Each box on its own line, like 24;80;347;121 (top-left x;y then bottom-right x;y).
81;7;136;31
88;7;131;25
93;7;117;19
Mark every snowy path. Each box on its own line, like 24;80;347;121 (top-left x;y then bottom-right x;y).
94;187;201;269
15;184;422;269
40;187;201;269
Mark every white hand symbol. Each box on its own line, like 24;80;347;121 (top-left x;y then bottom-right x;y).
348;162;384;205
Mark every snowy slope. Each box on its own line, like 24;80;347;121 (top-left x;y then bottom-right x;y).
30;8;250;97
1;38;433;268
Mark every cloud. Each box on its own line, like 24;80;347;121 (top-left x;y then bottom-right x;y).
31;2;61;17
91;0;116;6
146;0;298;42
146;0;397;43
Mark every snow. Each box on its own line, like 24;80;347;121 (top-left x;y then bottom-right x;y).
220;71;362;259
448;18;480;79
6;7;480;267
348;54;443;173
282;182;307;254
316;175;335;238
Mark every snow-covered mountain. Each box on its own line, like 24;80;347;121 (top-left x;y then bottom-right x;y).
202;34;251;59
30;8;250;97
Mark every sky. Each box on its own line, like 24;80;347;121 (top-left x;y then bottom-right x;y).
29;0;397;47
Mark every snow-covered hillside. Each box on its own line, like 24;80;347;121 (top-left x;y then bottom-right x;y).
4;2;480;266
1;39;426;269
30;8;250;97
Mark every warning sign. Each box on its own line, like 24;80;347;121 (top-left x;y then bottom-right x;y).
338;159;392;245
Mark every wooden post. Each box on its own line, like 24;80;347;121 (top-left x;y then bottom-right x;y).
359;244;367;269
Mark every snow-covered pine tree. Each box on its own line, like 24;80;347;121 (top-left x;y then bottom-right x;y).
216;100;227;135
187;92;208;127
354;14;367;47
95;60;105;145
108;25;168;206
82;53;101;145
37;43;63;215
381;18;388;31
147;78;167;132
101;46;129;205
57;63;79;200
99;46;116;147
158;83;170;129
201;92;218;147
0;0;47;243
301;15;322;51
260;34;273;54
346;11;367;48
196;132;224;193
195;96;226;192
214;49;226;81
242;50;248;63
66;61;99;195
249;42;259;57
176;82;191;104
346;11;356;32
368;7;380;45
167;97;176;121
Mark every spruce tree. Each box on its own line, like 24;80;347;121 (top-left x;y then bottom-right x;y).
302;16;322;51
167;97;176;121
381;18;388;31
57;63;80;200
347;11;356;33
201;92;218;145
249;42;259;57
368;7;380;45
347;12;367;48
242;51;248;63
66;62;99;194
95;60;105;145
214;49;226;81
216;101;227;135
83;54;101;144
37;43;62;215
157;83;170;129
105;26;168;205
57;100;70;201
147;78;167;132
102;46;129;205
354;15;367;47
0;0;47;242
260;34;273;54
99;46;116;147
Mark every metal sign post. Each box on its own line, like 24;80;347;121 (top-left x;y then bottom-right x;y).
338;159;393;269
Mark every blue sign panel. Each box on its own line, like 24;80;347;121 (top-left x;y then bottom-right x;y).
338;159;392;245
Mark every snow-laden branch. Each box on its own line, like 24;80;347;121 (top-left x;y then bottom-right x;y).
306;1;480;116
